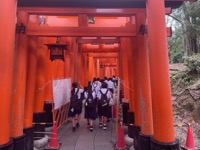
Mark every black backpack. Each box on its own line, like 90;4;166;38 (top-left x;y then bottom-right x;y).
98;90;109;107
70;89;81;110
85;92;95;108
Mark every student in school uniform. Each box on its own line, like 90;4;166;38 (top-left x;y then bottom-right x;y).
84;86;97;131
105;78;115;122
97;82;111;130
69;82;84;132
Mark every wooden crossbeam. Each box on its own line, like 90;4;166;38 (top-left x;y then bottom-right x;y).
27;25;172;37
82;49;119;53
18;7;172;16
78;38;120;44
27;26;136;37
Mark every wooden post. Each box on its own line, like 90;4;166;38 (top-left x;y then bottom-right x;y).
33;37;47;139
146;0;179;149
120;38;130;101
88;55;94;81
23;36;38;150
96;59;100;78
34;37;47;112
11;11;28;149
136;13;154;150
0;0;16;147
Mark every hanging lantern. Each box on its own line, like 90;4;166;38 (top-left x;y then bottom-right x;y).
45;37;68;61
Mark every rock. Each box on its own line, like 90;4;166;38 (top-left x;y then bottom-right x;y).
34;135;49;149
125;134;134;146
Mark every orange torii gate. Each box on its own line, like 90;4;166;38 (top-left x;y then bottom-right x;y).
0;0;194;150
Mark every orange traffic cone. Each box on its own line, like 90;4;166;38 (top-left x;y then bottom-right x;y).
185;124;195;150
45;121;61;150
116;122;126;150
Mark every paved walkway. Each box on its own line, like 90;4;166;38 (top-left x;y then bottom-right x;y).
57;115;116;150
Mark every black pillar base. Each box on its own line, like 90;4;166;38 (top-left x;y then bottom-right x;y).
128;111;135;124
139;133;151;150
151;138;179;150
13;134;26;150
127;111;134;138
33;111;46;140
0;140;13;150
133;125;141;150
128;125;134;138
23;126;34;150
44;101;53;127
122;102;129;125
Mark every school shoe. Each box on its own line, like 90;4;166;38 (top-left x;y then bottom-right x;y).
90;126;94;132
99;122;103;128
103;124;107;130
76;123;80;128
72;127;76;132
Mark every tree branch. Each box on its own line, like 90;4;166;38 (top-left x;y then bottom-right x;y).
168;14;183;26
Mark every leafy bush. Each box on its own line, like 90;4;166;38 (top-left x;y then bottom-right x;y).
184;54;200;73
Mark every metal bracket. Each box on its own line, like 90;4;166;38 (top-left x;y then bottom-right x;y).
16;23;26;34
138;24;147;35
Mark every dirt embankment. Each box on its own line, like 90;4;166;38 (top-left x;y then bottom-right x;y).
170;64;200;148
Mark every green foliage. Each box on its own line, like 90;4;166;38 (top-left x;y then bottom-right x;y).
184;54;200;73
168;28;184;63
181;73;192;85
167;1;200;60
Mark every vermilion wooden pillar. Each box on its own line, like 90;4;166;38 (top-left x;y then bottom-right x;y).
96;59;100;78
34;37;47;112
136;13;154;150
132;31;141;150
71;37;78;82
127;37;134;112
0;0;16;148
64;50;71;78
120;38;130;102
77;45;83;84
11;11;28;150
146;0;179;149
88;55;94;81
33;37;47;139
43;38;53;102
23;36;38;150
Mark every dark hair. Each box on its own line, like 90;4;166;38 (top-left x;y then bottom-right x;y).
93;77;97;82
104;76;107;80
101;82;108;88
88;86;93;93
72;82;78;88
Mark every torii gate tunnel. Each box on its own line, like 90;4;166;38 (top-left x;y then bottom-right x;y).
0;0;192;150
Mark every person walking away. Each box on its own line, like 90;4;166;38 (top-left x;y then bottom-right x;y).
84;86;97;131
97;82;111;130
69;82;83;132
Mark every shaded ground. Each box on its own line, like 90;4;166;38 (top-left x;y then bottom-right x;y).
57;118;115;150
170;63;200;148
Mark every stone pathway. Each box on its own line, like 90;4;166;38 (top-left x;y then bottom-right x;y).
57;115;116;150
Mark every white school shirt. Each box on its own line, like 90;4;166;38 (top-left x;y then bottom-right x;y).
97;88;111;100
71;88;84;99
84;91;96;99
108;80;115;89
92;82;100;95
